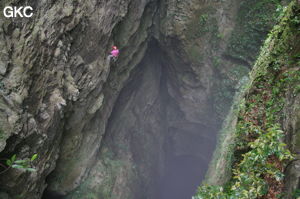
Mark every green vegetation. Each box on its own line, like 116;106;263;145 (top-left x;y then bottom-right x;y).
196;1;300;198
0;154;38;174
213;0;284;120
293;189;300;198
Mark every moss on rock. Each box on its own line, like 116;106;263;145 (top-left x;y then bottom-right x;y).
226;0;283;64
212;0;285;120
198;1;300;198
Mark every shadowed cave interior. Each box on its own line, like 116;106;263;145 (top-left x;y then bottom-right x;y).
42;39;218;199
103;40;218;199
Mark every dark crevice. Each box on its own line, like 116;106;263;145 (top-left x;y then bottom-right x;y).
42;190;65;199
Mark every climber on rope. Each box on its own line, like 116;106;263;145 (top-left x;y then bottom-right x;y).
108;45;119;62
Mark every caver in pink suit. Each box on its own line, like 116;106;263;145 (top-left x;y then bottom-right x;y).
107;46;119;62
110;49;119;57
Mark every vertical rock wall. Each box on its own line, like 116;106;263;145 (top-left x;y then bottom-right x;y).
0;0;157;198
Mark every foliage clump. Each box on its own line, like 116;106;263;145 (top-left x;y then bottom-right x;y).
0;154;37;174
195;1;300;198
213;0;286;120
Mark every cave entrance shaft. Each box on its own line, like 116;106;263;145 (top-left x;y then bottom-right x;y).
100;39;218;199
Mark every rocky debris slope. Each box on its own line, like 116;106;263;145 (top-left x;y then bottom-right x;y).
0;0;285;198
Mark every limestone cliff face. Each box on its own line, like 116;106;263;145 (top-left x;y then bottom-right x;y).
0;1;156;198
0;0;284;198
203;1;300;198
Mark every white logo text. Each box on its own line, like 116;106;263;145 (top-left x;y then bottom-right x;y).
3;6;33;18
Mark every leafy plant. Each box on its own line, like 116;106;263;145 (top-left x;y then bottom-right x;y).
0;154;38;174
292;189;300;198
